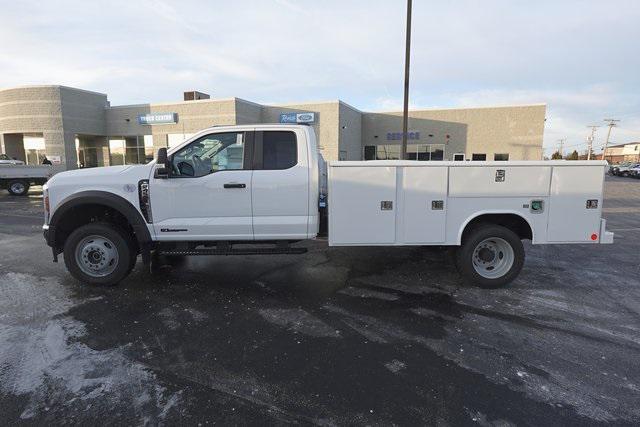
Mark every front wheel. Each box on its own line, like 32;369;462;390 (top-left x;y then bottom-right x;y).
455;224;525;288
63;222;136;285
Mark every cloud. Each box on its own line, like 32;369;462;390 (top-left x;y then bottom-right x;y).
0;0;638;149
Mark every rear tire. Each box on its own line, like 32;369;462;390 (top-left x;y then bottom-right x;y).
63;222;136;285
455;224;525;288
8;180;29;196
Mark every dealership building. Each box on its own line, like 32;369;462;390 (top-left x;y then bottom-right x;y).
0;85;546;169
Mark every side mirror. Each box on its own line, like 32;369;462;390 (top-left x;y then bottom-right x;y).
155;148;170;178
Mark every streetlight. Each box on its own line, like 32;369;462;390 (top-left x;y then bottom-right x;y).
401;0;412;160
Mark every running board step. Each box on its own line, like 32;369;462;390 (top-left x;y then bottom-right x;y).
159;247;308;256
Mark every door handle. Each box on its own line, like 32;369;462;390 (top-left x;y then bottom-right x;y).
224;183;246;189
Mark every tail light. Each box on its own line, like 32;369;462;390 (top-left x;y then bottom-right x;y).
138;180;153;223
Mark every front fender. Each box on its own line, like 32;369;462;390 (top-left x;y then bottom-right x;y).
46;190;152;248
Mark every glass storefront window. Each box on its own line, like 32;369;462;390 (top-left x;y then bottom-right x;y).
364;144;446;161
23;134;46;165
109;136;152;165
144;135;154;162
109;139;126;165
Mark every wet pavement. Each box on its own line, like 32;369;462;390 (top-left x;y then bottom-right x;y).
0;176;639;425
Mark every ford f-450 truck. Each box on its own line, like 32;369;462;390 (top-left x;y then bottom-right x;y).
42;124;613;288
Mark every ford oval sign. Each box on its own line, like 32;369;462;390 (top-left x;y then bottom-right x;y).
279;112;315;124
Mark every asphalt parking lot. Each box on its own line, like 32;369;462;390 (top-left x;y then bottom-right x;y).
0;176;639;425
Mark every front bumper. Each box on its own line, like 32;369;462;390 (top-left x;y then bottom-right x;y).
43;224;61;262
43;224;58;248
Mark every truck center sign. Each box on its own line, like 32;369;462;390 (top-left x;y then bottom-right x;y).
138;112;178;125
279;112;315;124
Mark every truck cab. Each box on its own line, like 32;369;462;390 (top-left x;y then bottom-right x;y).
148;124;319;241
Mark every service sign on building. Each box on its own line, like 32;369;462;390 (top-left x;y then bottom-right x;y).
138;112;178;125
279;112;315;124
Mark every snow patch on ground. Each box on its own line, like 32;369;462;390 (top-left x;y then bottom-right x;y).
384;360;406;373
0;273;181;422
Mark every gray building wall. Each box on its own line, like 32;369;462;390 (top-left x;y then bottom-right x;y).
362;104;546;161
262;102;341;161
0;85;108;169
1;85;547;169
338;102;363;160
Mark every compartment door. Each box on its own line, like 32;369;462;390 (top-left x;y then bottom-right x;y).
547;166;603;242
329;166;396;245
400;167;448;244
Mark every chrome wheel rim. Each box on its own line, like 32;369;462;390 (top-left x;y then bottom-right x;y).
472;237;514;279
75;235;119;277
10;182;25;194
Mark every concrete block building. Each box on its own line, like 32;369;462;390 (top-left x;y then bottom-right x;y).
0;85;546;170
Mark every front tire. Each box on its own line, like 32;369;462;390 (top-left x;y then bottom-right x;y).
63;222;136;285
455;224;525;288
8;179;29;196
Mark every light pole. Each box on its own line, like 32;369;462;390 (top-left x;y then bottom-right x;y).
401;0;412;160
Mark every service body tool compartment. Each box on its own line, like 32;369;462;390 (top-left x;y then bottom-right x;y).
547;165;604;242
398;166;448;244
328;165;396;245
449;165;551;197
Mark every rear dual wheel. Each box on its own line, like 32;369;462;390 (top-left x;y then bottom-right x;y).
455;224;525;288
63;222;137;285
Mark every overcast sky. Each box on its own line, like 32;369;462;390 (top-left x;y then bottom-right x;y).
1;0;639;155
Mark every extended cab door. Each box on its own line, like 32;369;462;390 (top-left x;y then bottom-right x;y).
251;129;310;239
149;131;254;240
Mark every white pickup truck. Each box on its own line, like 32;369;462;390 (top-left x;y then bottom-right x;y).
42;124;613;288
1;164;53;195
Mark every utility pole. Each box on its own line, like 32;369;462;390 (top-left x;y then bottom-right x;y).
400;0;412;160
602;119;620;162
557;138;566;157
586;125;599;160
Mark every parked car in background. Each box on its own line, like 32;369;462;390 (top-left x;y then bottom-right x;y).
618;163;640;177
0;154;25;165
611;162;638;177
629;164;640;178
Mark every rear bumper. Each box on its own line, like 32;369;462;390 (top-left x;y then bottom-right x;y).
599;219;614;244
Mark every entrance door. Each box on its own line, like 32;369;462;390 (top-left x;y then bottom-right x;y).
149;131;254;241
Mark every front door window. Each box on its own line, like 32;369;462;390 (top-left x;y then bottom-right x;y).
171;132;245;177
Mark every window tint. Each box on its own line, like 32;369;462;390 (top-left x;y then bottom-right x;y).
171;132;244;177
472;153;487;161
494;153;509;161
261;131;297;170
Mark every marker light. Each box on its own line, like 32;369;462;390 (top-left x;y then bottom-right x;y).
591;233;598;241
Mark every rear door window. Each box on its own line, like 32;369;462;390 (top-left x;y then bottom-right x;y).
255;131;297;170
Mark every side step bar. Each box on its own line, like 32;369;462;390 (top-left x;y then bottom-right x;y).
159;247;308;256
